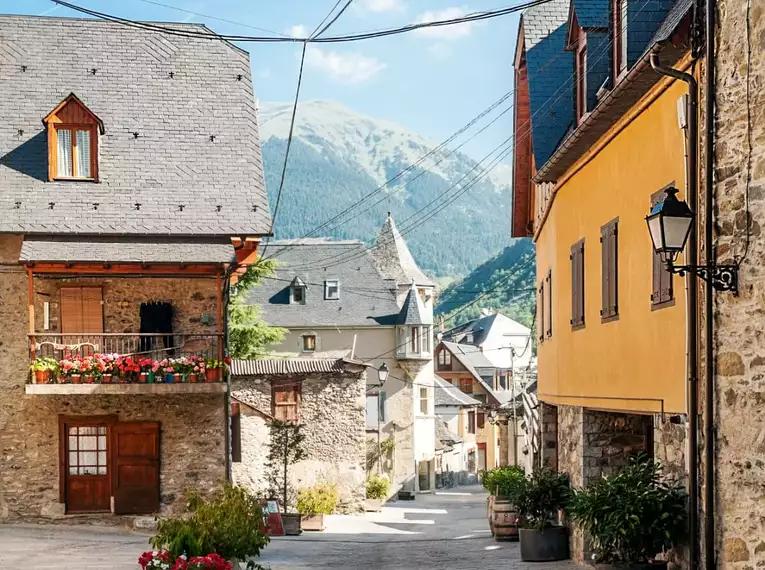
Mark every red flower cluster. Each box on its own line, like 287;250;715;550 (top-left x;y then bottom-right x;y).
139;552;232;570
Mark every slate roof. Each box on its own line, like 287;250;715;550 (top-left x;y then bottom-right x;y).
231;358;363;376
443;312;531;348
372;215;434;287
570;0;609;28
534;0;694;184
627;0;678;68
441;341;499;402
0;15;270;236
245;239;401;328
398;284;432;325
436;417;463;448
19;235;234;263
435;375;481;407
520;0;575;166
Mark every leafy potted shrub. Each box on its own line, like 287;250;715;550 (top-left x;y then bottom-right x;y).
366;473;390;512
296;482;339;531
567;456;687;569
480;466;525;540
203;358;224;382
150;484;269;569
516;468;571;562
30;356;59;384
266;419;306;535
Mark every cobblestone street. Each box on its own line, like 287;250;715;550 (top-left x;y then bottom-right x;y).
0;486;575;570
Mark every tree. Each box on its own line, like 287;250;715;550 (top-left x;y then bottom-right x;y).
228;259;286;359
265;420;306;514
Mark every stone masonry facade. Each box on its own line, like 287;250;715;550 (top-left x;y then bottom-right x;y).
0;236;227;521
231;371;366;513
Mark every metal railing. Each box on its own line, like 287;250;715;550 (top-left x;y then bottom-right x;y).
29;332;223;362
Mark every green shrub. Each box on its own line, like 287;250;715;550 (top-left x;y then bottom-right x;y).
567;455;687;565
366;474;390;500
151;484;269;569
296;483;339;515
515;468;571;530
480;466;525;500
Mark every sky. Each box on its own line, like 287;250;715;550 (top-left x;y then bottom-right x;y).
3;0;520;161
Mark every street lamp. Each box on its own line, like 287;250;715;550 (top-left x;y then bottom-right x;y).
377;363;389;384
645;186;738;294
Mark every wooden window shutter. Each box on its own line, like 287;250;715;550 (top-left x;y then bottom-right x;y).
60;288;83;333
81;287;104;333
571;240;585;327
272;381;301;421
546;269;553;338
650;191;674;305
601;219;619;319
231;402;241;463
538;281;545;343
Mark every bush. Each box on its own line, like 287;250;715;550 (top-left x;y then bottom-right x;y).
567;455;687;565
480;466;525;500
150;484;269;568
366;474;390;500
515;468;571;530
297;483;339;515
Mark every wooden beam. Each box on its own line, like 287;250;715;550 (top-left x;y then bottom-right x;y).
29;263;222;276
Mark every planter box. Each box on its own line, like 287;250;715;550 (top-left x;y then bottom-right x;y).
300;514;325;531
596;563;668;570
519;526;570;562
365;498;383;512
282;513;302;536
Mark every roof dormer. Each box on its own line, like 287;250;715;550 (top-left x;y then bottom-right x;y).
42;93;104;183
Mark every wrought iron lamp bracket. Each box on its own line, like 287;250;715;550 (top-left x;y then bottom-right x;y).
667;262;739;295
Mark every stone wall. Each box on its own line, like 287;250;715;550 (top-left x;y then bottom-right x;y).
539;403;559;471
231;371;366;513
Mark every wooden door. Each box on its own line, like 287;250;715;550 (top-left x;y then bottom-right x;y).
113;422;160;515
477;443;487;472
62;421;111;513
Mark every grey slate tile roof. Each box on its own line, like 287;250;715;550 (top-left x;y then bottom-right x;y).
520;0;575;166
372;215;435;287
245;239;401;328
571;0;609;28
435;375;480;407
627;0;678;68
441;341;499;402
398;284;432;325
0;15;270;236
19;235;234;263
436;416;463;448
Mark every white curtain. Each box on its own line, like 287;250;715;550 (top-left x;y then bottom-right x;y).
75;130;92;178
57;128;73;177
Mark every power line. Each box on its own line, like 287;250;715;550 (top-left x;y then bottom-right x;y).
311;0;355;40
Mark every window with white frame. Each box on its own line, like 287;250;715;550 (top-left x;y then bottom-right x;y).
437;349;452;369
291;285;306;305
419;387;429;415
324;280;340;300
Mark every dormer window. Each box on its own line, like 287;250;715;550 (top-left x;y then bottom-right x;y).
576;33;587;123
290;277;306;305
612;0;628;82
43;93;104;182
324;280;340;300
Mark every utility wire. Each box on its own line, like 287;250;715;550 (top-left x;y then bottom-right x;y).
311;0;355;39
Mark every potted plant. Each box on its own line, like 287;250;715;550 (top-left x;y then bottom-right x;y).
117;356;140;383
365;473;390;512
171;357;187;383
30;356;59;384
60;356;82;384
516;468;571;562
480;465;524;540
138;357;157;383
187;355;203;383
99;354;119;383
81;355;104;384
567;455;687;569
296;482;338;531
265;419;306;536
204;358;224;383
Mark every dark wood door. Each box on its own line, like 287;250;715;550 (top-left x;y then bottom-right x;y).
113;422;160;515
64;423;111;513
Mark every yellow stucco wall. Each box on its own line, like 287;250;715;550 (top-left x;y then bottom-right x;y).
535;70;691;415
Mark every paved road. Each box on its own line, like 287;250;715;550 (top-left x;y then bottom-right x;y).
0;485;575;569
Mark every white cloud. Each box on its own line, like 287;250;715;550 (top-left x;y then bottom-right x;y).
289;24;309;38
427;43;452;58
415;7;473;40
305;46;386;84
357;0;407;12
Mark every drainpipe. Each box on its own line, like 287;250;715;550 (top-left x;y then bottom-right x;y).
649;50;699;570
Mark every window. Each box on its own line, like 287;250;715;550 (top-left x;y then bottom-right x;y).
546;269;553;338
467;449;476;472
231;403;241;463
67;425;107;475
459;378;473;394
43;94;102;182
302;334;316;352
477;412;486;429
612;0;627;81
291;286;306;305
571;239;585;328
419;387;428;415
651;191;674;307
324;280;340;300
601;218;619;321
437;349;452;370
499;375;507;390
467;411;476;434
538;280;545;343
366;394;385;428
272;381;300;421
411;327;420;352
576;38;588;122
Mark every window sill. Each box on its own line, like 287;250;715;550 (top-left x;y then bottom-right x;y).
601;314;619;324
651;298;676;311
571;322;586;331
54;177;96;182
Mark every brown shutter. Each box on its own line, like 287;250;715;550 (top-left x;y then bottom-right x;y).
651;191;674;305
477;412;486;429
601;219;619;319
82;287;103;333
601;226;609;317
571;240;585;327
231;403;242;463
60;288;83;333
273;381;301;421
546;269;553;338
538;281;545;343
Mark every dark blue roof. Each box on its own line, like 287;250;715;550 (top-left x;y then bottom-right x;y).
627;0;677;67
571;0;609;28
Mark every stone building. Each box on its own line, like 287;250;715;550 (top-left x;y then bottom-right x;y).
0;16;269;520
229;358;367;513
244;216;437;495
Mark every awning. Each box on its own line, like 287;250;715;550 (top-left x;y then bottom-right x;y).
19;236;234;264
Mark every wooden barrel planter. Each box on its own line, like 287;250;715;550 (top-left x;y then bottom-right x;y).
491;496;519;542
487;495;496;536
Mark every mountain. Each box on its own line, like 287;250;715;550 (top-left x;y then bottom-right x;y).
259;100;513;277
435;239;537;328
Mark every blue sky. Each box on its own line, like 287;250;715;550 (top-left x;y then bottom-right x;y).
4;0;520;161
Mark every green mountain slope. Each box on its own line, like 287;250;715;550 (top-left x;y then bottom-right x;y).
435;239;537;328
260;101;512;277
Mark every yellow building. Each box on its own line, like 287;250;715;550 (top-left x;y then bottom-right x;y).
512;0;695;562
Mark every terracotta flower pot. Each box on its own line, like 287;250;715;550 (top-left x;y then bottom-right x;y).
188;374;198;383
205;368;221;383
34;369;50;384
139;373;148;383
70;374;82;384
173;373;183;383
102;374;112;384
84;375;95;384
